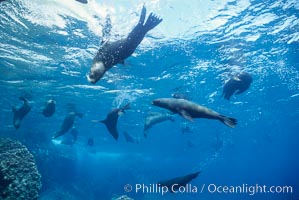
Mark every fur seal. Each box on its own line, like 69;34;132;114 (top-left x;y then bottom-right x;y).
53;112;83;139
152;98;237;128
87;6;162;84
222;72;253;100
42;99;56;117
87;138;94;146
158;171;200;192
12;97;31;129
144;112;174;137
96;103;130;140
75;0;87;4
123;131;139;143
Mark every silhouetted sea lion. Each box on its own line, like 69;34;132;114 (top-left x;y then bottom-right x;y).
12;97;31;129
144;112;174;137
222;72;253;100
87;6;162;84
42;99;56;117
152;98;237;128
75;0;87;4
158;171;200;192
123;131;139;143
53;112;83;139
97;103;130;140
87;138;94;146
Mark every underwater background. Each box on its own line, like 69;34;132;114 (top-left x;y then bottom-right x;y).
0;0;298;199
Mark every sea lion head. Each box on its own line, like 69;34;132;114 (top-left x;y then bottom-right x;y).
152;98;170;109
87;61;106;84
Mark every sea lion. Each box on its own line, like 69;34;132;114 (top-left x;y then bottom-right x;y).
158;171;200;193
53;112;83;139
87;6;162;84
123;131;139;143
96;103;130;140
222;72;253;100
75;0;87;4
87;138;94;146
152;98;237;128
12;97;31;129
143;112;174;137
42;99;56;117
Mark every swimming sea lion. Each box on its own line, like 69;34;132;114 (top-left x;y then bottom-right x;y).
42;99;56;117
12;97;31;129
87;138;94;146
152;98;237;128
158;171;200;193
222;72;253;100
75;0;87;4
87;6;162;84
53;112;83;139
144;112;174;137
123;131;139;143
96;103;130;140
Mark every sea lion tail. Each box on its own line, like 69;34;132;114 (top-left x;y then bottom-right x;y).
219;115;237;128
143;12;162;32
100;119;119;140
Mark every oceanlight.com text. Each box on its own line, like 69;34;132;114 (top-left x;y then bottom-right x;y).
207;183;293;196
124;183;293;196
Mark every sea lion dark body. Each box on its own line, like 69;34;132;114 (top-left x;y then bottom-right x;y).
158;171;200;192
88;6;162;84
100;103;130;140
53;112;83;139
12;97;31;129
42;99;56;117
75;0;88;4
144;112;174;137
152;98;237;128
222;72;253;100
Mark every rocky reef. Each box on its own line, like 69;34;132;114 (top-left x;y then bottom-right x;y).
0;138;41;200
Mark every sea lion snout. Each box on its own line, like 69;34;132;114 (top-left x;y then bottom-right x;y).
88;61;106;84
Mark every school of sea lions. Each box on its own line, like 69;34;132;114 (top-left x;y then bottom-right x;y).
9;4;252;189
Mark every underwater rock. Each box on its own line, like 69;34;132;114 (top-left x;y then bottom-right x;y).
0;138;41;200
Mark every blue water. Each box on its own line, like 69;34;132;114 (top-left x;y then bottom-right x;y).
0;0;298;199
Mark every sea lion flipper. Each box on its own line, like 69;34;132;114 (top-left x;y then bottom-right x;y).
143;12;163;32
139;5;146;25
235;85;250;95
180;110;194;122
219;115;237;128
100;119;119;140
